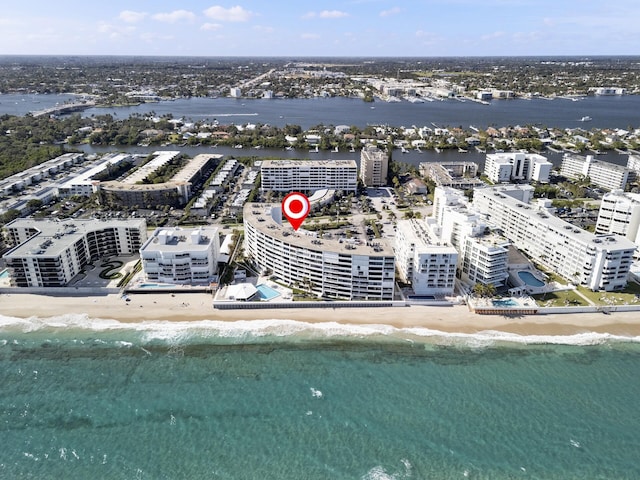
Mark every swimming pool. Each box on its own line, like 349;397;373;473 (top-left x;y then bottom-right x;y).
138;283;175;289
256;283;281;301
492;298;519;307
0;269;9;279
518;271;545;287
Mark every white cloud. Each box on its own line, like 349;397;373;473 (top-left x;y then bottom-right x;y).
319;10;349;19
97;23;136;40
152;10;196;23
254;25;275;34
201;23;223;31
301;33;321;39
140;32;175;43
203;5;254;22
119;10;147;23
304;10;349;19
380;7;401;17
481;31;505;40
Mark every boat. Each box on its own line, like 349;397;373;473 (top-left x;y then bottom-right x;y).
580;116;592;122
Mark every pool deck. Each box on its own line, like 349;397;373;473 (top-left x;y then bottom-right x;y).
468;296;539;315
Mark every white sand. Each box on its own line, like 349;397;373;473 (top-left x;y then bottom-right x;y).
1;292;639;336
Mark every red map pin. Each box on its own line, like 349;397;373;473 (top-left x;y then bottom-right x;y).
282;192;310;230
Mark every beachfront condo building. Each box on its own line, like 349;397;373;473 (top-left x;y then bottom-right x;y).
259;159;358;193
243;203;395;300
473;186;636;291
560;154;630;191
433;187;510;288
359;145;389;187
394;219;458;296
595;191;640;255
139;227;220;285
483;152;552;184
2;218;147;287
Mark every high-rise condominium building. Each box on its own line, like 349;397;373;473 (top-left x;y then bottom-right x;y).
3;219;147;287
260;160;358;193
473;186;636;291
359;145;388;187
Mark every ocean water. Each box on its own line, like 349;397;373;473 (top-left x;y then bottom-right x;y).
1;315;640;480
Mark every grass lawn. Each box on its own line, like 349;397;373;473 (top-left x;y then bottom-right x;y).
532;289;589;307
577;281;640;306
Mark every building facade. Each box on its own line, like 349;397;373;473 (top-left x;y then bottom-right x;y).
394;219;458;296
595;191;640;250
260;160;358;193
483;152;552;184
433;187;510;287
139;227;220;285
473;186;636;291
359;145;389;187
2;219;146;287
560;154;630;191
243;203;395;300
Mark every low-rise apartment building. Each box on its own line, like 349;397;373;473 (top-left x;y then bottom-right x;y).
560;154;630;191
139;227;220;285
484;152;552;184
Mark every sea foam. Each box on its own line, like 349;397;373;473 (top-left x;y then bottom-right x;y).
0;314;638;347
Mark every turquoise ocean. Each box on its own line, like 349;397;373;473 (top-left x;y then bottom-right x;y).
1;313;639;480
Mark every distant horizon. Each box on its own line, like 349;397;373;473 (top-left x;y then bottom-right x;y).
1;1;639;57
1;54;639;60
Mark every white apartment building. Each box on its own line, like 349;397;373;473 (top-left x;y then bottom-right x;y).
595;191;640;249
139;227;220;285
627;154;640;175
359;145;389;187
260;160;358;193
57;153;134;198
243;203;395;300
394;219;458;296
560;154;630;191
483;152;552;184
433;187;509;287
229;87;242;98
473;186;636;291
2;218;147;287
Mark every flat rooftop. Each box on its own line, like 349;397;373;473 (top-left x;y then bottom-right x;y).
244;203;395;257
261;159;357;168
4;218;146;258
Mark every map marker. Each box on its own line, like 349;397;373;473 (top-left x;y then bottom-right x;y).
282;192;310;230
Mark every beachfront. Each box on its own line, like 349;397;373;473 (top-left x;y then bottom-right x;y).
2;292;640;338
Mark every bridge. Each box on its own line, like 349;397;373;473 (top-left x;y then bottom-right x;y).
31;101;96;117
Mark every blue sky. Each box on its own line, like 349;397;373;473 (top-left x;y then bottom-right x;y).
1;1;638;56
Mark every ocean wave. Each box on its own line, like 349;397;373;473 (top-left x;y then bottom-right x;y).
1;314;639;347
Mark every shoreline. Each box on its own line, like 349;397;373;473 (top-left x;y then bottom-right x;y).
2;292;640;338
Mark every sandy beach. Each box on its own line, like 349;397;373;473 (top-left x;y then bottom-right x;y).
1;291;639;337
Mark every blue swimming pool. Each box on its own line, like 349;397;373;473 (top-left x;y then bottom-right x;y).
256;283;281;301
518;271;545;287
492;298;519;307
138;283;175;289
0;269;9;279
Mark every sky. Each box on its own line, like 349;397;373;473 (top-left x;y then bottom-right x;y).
1;1;639;57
